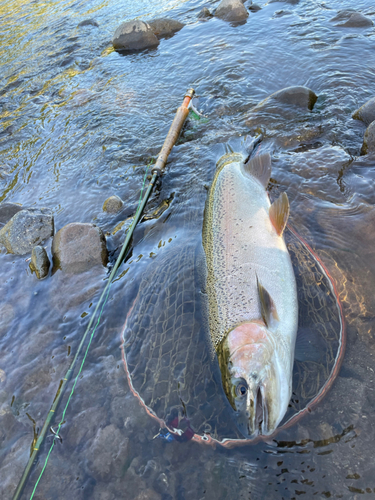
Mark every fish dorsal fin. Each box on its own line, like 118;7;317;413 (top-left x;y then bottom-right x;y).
269;192;289;236
243;153;271;188
257;277;279;328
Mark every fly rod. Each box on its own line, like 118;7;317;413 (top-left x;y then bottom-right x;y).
13;87;195;500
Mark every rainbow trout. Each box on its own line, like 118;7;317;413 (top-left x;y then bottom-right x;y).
203;140;298;438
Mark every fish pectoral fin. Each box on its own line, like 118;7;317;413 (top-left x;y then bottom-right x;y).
257;277;279;328
269;192;289;236
242;153;271;188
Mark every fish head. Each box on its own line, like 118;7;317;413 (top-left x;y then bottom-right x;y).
219;322;291;439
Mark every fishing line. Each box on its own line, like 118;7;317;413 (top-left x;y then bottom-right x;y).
29;164;152;500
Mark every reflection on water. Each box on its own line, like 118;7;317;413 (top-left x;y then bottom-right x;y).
1;0;375;498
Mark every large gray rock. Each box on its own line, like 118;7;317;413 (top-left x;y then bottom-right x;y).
0;202;23;226
29;245;50;279
52;223;108;274
215;0;249;23
147;18;184;38
361;121;375;155
329;9;356;23
353;97;375;126
0;208;54;255
102;195;123;214
113;20;159;51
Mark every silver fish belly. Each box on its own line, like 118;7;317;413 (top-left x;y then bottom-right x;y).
203;150;298;438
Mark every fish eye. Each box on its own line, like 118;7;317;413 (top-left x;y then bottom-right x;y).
233;378;248;398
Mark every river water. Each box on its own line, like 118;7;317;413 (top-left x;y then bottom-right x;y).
1;0;375;498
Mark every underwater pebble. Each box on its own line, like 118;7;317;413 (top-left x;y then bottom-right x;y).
0;369;6;383
29;245;50;279
215;0;249;23
78;18;99;27
0;303;15;336
113;20;159;52
102;195;124;214
0;208;54;255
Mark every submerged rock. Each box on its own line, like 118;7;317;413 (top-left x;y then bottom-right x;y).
102;195;124;214
338;12;373;27
0;202;23;226
198;7;212;19
78;19;99;27
52;222;108;274
361;121;375;155
0;208;54;255
265;86;318;110
113;20;159;51
29;245;50;279
353;97;375;126
215;0;249;23
249;4;262;12
0;303;14;336
86;424;130;482
330;10;373;27
147;18;184;38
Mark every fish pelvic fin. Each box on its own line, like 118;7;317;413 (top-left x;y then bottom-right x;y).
269;192;289;236
257;276;279;328
242;152;271;189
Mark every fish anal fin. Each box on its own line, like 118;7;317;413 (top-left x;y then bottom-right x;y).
257;277;279;328
269;192;289;236
243;153;271;189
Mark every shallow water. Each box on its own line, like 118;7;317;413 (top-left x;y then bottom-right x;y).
1;0;375;498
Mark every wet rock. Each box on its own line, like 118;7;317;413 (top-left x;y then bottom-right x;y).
270;0;299;3
214;0;249;23
66;406;107;449
52;222;108;274
336;12;373;28
352;97;375;126
361;121;375;155
147;18;184;39
0;208;53;255
0;202;23;226
102;195;124;214
249;4;262;12
78;18;99;27
113;20;159;52
29;245;50;279
264;86;317;110
198;7;212;19
86;424;130;481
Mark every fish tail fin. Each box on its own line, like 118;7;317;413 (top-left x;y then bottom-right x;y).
242;152;272;189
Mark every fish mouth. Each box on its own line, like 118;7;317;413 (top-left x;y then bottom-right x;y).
235;382;269;438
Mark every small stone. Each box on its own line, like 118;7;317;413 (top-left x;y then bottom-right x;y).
337;12;373;27
0;202;23;226
0;369;6;383
147;18;185;38
353;97;375;126
361;121;375;155
29;245;50;279
113;20;159;51
198;7;212;19
215;0;249;23
134;489;162;500
249;4;262;12
102;195;124;214
52;223;108;274
78;18;99;27
0;208;54;255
